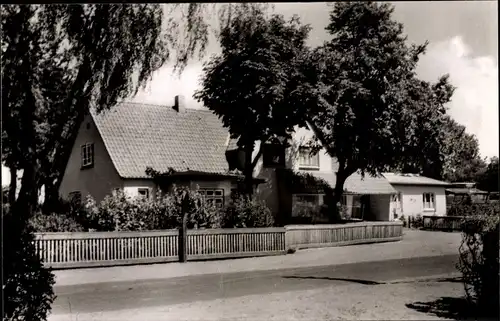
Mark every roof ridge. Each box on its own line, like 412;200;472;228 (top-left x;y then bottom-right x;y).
121;101;214;114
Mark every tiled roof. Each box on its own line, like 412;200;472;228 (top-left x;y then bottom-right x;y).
383;173;451;186
91;102;230;178
227;138;239;151
302;170;397;195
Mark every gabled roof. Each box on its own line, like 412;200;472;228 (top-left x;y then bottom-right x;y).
383;173;450;187
90;102;230;179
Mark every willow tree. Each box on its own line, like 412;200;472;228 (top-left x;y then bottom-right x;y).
1;4;269;320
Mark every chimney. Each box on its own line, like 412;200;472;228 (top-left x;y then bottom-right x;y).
173;95;186;113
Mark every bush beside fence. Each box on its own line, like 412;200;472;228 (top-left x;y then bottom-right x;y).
35;221;403;269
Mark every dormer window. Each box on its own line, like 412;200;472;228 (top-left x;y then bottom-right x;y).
81;143;94;168
298;147;319;170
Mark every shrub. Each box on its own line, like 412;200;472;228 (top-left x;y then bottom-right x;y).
411;214;423;229
337;202;350;220
457;203;500;318
223;195;274;228
399;214;407;227
84;186;223;231
3;208;56;321
29;212;85;232
292;203;321;224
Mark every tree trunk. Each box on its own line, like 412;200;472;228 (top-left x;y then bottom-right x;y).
42;177;60;214
330;170;348;223
13;161;39;222
243;143;255;198
8;166;17;205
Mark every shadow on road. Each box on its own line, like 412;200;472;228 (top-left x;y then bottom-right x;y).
406;296;495;321
282;276;381;285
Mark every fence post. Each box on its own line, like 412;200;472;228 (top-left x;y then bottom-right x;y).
179;193;189;263
179;213;188;263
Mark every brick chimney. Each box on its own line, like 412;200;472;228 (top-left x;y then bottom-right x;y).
173;95;186;113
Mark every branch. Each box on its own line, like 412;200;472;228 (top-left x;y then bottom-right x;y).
250;137;269;169
305;118;333;155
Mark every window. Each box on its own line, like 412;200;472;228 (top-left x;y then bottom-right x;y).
423;193;435;210
138;188;150;200
350;195;363;219
81;143;94;168
292;194;322;217
295;194;321;205
199;188;224;207
298;147;319;169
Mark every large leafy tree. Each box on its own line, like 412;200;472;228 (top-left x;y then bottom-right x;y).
394;76;455;179
194;8;312;196
293;2;455;218
440;116;487;182
2;4;267;320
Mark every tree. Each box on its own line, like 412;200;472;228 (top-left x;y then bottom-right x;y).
440;116;487;182
194;7;312;197
292;2;455;219
2;4;268;320
394;76;455;179
477;157;499;192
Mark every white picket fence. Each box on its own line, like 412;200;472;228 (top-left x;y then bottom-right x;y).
34;222;403;269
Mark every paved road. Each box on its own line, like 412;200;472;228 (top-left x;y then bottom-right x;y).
51;254;459;316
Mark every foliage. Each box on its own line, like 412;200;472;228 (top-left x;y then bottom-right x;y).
395;77;455;179
291;202;328;224
3;209;56;321
409;214;423;229
223;195;274;228
337;203;350;220
29;212;85;232
440;116;487;183
291;2;454;219
476;156;499;193
194;7;312;196
2;3;267;214
399;214;407;228
278;168;333;194
457;203;500;318
83;187;223;231
1;4;271;319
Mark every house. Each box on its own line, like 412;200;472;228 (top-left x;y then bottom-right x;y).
383;173;451;218
253;126;399;224
58;96;263;207
59;97;448;224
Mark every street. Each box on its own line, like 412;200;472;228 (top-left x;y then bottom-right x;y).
51;254;459;317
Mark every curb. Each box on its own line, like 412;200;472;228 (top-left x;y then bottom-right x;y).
384;272;462;285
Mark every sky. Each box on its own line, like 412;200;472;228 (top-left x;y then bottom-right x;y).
2;2;498;186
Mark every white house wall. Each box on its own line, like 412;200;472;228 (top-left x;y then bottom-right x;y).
59;114;123;203
123;180;157;199
289;126;334;173
392;185;447;217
